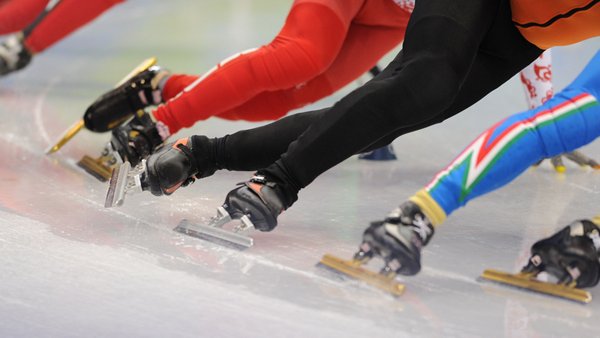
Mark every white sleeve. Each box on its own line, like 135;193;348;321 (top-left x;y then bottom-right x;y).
519;49;553;109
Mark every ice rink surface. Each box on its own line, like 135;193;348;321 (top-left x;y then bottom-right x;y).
1;1;600;337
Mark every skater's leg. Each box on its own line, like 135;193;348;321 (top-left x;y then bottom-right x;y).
24;0;124;53
0;0;47;34
215;20;409;121
141;109;329;195
214;109;328;171
260;0;540;196
351;52;600;277
208;38;541;175
152;0;366;133
416;51;600;224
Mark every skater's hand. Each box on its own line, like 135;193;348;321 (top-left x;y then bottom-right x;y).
522;220;600;288
533;150;600;173
143;138;199;196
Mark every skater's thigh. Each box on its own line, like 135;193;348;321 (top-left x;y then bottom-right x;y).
403;0;501;52
361;47;542;153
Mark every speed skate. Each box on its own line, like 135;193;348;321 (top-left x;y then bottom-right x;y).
318;253;405;297
480;269;592;304
105;160;256;248
46;58;158;181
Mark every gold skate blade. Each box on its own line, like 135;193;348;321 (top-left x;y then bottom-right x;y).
45;119;85;154
116;57;157;86
319;254;405;297
45;58;156;154
77;155;113;182
481;269;592;304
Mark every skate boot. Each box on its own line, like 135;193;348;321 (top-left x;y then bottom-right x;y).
522;220;600;288
78;110;166;181
46;58;161;155
319;201;432;296
358;144;397;161
219;174;289;232
104;135;218;207
0;34;32;76
357;201;434;276
83;61;169;132
481;219;599;303
174;174;293;248
110;111;166;166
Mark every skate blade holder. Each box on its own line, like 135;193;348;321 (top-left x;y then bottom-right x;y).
78;142;121;182
480;269;592;304
318;254;405;297
105;160;145;208
174;206;255;249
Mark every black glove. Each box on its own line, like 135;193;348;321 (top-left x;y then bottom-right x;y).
143;136;216;196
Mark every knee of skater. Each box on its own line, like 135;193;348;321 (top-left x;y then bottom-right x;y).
390;60;461;115
291;38;338;76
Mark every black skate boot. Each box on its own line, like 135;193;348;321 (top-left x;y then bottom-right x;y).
109;110;166;166
317;201;432;296
83;61;169;132
481;219;599;303
103;135;218;208
522;220;600;288
220;174;291;232
356;201;434;276
0;34;32;76
173;174;295;248
78;111;166;181
143;136;217;196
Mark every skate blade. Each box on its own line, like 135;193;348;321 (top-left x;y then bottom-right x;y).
116;57;157;86
318;254;405;296
105;160;146;208
480;269;592;304
105;162;130;208
174;208;255;249
45;119;85;154
77;155;114;182
78;141;122;182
